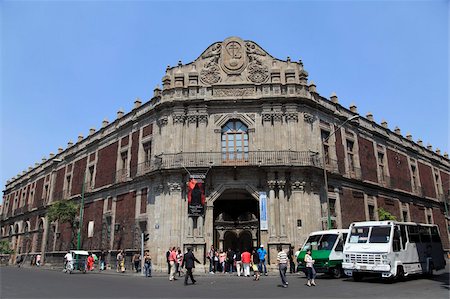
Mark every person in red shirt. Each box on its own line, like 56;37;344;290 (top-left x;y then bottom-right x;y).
168;247;178;281
241;249;251;277
87;254;95;271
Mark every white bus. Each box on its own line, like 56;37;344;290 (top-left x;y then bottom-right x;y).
343;221;446;281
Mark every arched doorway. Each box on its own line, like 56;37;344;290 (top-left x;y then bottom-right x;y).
213;189;259;252
223;231;237;251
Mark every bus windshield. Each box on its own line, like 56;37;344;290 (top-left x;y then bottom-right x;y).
349;226;391;244
369;226;391;243
302;234;338;250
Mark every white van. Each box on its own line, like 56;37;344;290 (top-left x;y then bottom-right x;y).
343;221;446;281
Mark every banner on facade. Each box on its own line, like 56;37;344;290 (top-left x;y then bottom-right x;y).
259;192;268;230
187;177;205;216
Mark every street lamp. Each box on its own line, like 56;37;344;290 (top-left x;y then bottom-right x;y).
322;115;359;229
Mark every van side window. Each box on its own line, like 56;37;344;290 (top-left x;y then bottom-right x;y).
335;235;345;252
407;225;420;243
431;226;441;243
400;224;407;249
419;226;431;243
393;226;401;252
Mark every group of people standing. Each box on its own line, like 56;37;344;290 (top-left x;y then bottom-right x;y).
205;244;268;279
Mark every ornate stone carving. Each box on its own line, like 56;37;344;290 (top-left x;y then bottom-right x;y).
220;37;247;75
245;42;269;83
187;115;197;124
285;112;298;122
200;42;222;85
267;180;277;189
262;113;272;122
291;181;306;191
167;182;181;192
303;112;315;123
214;87;254;97
173;114;185;124
158;116;168;127
273;113;283;123
153;184;164;193
198;114;208;124
277;180;286;189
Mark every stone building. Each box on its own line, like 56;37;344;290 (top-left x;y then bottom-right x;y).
1;37;449;270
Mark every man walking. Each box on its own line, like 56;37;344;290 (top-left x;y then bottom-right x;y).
241;248;251;277
207;245;215;273
144;250;152;277
257;244;268;275
181;247;200;285
277;245;288;288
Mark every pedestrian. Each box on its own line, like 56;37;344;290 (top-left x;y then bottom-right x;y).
99;250;106;271
234;249;242;276
241;248;251;277
277;245;289;288
36;254;41;267
214;251;219;273
226;248;235;273
207;245;215;273
304;249;316;286
117;250;125;273
144;250;152;277
63;251;73;272
181;247;200;285
166;248;171;275
251;249;260;281
177;248;183;277
168;247;178;281
288;246;295;274
132;252;141;273
257;244;268;275
87;253;95;271
219;250;226;273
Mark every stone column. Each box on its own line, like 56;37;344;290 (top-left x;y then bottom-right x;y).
291;179;306;248
204;201;214;248
267;179;277;239
168;180;182;245
278;179;287;238
197;216;204;237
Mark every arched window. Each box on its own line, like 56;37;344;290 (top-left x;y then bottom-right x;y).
221;120;249;161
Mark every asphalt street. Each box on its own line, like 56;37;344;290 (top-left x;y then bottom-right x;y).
1;266;448;299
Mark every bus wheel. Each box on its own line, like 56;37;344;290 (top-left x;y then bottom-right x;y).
396;266;405;281
331;267;342;279
353;273;363;282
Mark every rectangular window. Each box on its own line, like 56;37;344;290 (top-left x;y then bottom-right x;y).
88;221;95;238
346;140;355;172
402;210;408;222
88;166;95;189
143;142;152;165
368;204;376;221
121;152;128;172
370;226;391;243
377;151;385;182
321;130;330;165
329;198;336;217
411;164;418;190
349;227;369;243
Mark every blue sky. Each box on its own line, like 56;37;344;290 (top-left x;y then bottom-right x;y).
1;0;448;198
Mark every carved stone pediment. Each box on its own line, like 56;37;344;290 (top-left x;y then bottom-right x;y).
161;36;308;89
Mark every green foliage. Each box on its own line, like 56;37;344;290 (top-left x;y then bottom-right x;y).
47;200;79;225
378;207;397;221
0;240;14;254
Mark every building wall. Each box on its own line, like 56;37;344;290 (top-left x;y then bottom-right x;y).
358;136;378;183
418;162;436;198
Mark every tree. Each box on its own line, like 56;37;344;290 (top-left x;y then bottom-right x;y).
377;207;397;221
47;200;79;249
0;240;14;254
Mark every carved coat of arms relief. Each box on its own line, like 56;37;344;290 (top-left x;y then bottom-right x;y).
220;37;248;75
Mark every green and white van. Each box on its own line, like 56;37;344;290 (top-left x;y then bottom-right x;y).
297;229;349;278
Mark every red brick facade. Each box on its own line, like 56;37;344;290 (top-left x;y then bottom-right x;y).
130;131;139;177
418;162;436;198
81;200;104;250
113;192;136;250
340;188;366;228
358;136;378;183
71;157;87;196
335;129;346;173
377;196;401;220
386;149;411;192
95;142;118;188
433;207;450;249
409;204;426;223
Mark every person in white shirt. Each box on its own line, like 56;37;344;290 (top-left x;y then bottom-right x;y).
64;251;73;272
304;249;316;286
277;245;289;288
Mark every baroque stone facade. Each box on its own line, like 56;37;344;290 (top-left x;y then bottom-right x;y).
2;37;449;271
